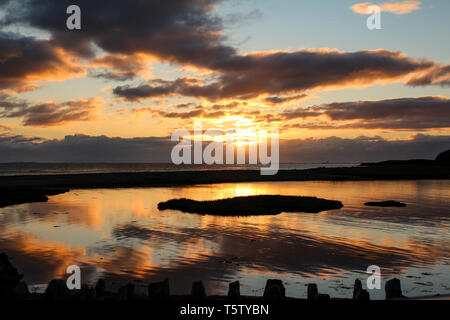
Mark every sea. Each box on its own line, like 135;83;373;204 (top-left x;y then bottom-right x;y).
0;162;357;176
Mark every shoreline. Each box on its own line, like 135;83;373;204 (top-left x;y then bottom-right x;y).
1;253;448;301
1;164;449;188
0;164;449;207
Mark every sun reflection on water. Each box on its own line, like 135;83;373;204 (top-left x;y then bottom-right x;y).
0;180;449;298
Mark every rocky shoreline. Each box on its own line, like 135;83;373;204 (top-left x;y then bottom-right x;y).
1;253;445;301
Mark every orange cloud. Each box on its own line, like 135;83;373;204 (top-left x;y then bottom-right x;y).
351;1;422;15
0;96;103;127
0;36;85;92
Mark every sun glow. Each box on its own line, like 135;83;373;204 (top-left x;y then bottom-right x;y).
202;116;266;146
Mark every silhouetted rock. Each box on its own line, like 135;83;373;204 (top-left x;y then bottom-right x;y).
306;283;330;300
436;150;450;163
191;281;206;298
95;278;106;297
118;283;135;300
364;200;406;207
385;278;404;299
0;253;22;286
158;195;343;216
317;294;330;301
353;279;370;301
228;281;240;300
45;279;69;300
12;281;29;297
307;283;318;300
80;284;96;300
118;286;126;300
0;253;23;298
148;278;170;300
263;279;285;300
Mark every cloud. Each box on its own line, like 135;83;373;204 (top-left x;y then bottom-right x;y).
0;0;232;65
114;50;449;101
88;54;150;81
264;94;311;105
131;96;450;131
133;106;229;120
0;0;231;89
0;133;448;163
351;1;422;15
114;78;201;101
0;134;175;162
281;134;450;163
0;123;11;132
0;133;43;144
1;0;448;100
0;95;103;127
407;65;450;86
0;33;84;91
279;96;450;130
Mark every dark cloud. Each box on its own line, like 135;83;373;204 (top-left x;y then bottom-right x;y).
280;96;450;130
278;109;322;120
1;1;448;98
208;101;243;110
133;103;262;120
173;103;197;109
155;108;226;119
88;70;136;82
0;33;83;91
0;0;232;89
0;95;102;126
264;94;310;105
0;132;448;163
88;54;149;81
0;134;175;162
0;0;233;64
280;134;450;163
114;78;199;101
0;133;43;144
113;77;239;101
133;106;226;119
113;50;449;101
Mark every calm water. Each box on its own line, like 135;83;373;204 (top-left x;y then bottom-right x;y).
0;180;449;299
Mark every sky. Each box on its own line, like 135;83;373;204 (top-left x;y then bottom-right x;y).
0;0;449;162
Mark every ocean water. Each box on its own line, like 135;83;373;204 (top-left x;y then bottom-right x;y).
0;180;449;299
0;162;356;176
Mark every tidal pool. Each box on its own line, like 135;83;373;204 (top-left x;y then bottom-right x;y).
1;180;449;299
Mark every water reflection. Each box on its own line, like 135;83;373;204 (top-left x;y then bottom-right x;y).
0;181;449;298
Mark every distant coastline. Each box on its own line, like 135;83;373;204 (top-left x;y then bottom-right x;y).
0;150;448;208
0;162;449;208
0;162;357;176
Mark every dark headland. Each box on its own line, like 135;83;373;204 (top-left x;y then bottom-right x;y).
0;150;449;208
158;195;343;216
